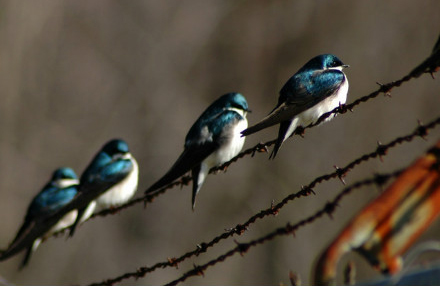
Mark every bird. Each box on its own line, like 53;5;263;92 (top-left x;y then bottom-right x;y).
145;92;250;210
68;139;139;236
410;33;440;78
1;167;95;268
241;54;349;159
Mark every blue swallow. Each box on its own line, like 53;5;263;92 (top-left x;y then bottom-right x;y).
1;168;95;268
241;54;349;159
146;92;250;209
68;139;139;236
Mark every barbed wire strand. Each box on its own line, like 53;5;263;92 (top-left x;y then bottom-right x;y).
88;64;429;222
80;55;440;285
162;169;404;286
86;114;440;286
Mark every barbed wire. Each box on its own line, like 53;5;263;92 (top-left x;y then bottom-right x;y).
87;58;432;222
163;168;404;286
40;50;434;285
86;110;440;286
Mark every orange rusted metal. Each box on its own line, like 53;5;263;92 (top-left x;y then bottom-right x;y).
314;140;440;285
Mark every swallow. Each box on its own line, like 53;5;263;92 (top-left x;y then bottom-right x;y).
68;139;138;236
0;168;95;268
241;54;349;159
146;92;250;209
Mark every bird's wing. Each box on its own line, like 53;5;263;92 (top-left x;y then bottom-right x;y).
0;184;79;262
26;185;77;219
240;102;294;136
0;213;60;262
145;111;241;194
1;157;132;257
242;70;344;136
69;159;133;236
80;156;134;192
93;159;134;185
145;140;218;194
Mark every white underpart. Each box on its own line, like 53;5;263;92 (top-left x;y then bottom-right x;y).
196;163;209;191
44;201;96;236
32;211;79;251
53;178;95;226
32;179;96;252
283;74;349;141
198;112;248;191
96;153;139;210
33;202;97;252
204;116;247;169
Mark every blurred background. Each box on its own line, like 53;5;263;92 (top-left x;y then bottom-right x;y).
0;1;439;285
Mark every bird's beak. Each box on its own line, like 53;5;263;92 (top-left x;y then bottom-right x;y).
342;64;350;69
246;109;252;113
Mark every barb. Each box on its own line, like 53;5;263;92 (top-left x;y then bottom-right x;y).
87;70;429;222
85;114;440;286
163;169;404;286
90;53;439;221
40;48;438;284
79;39;440;286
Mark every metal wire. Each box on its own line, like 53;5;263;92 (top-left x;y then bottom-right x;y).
163;169;404;286
88;62;427;221
52;47;438;285
85;113;440;286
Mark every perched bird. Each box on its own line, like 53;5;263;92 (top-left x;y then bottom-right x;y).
69;139;139;236
1;168;95;268
410;33;440;78
146;92;250;209
241;54;349;159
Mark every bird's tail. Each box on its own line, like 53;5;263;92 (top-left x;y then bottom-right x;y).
241;116;280;137
69;208;85;237
242;107;286;137
241;121;269;136
269;131;285;160
145;149;200;195
241;102;293;137
145;172;181;195
19;245;34;270
269;119;296;159
191;167;201;210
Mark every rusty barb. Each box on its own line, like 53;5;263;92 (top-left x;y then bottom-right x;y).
86;49;440;224
56;36;439;285
164;139;440;286
87;108;440;286
161;169;404;286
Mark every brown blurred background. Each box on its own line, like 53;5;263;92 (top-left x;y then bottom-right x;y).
0;1;440;285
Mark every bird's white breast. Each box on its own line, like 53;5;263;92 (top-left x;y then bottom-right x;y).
39;178;96;241
44;200;96;238
297;74;348;127
48;211;78;234
96;155;139;210
204;117;248;169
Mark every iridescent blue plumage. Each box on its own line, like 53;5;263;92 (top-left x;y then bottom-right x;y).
2;167;88;268
242;54;349;158
146;92;250;209
27;176;77;218
68;139;138;236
